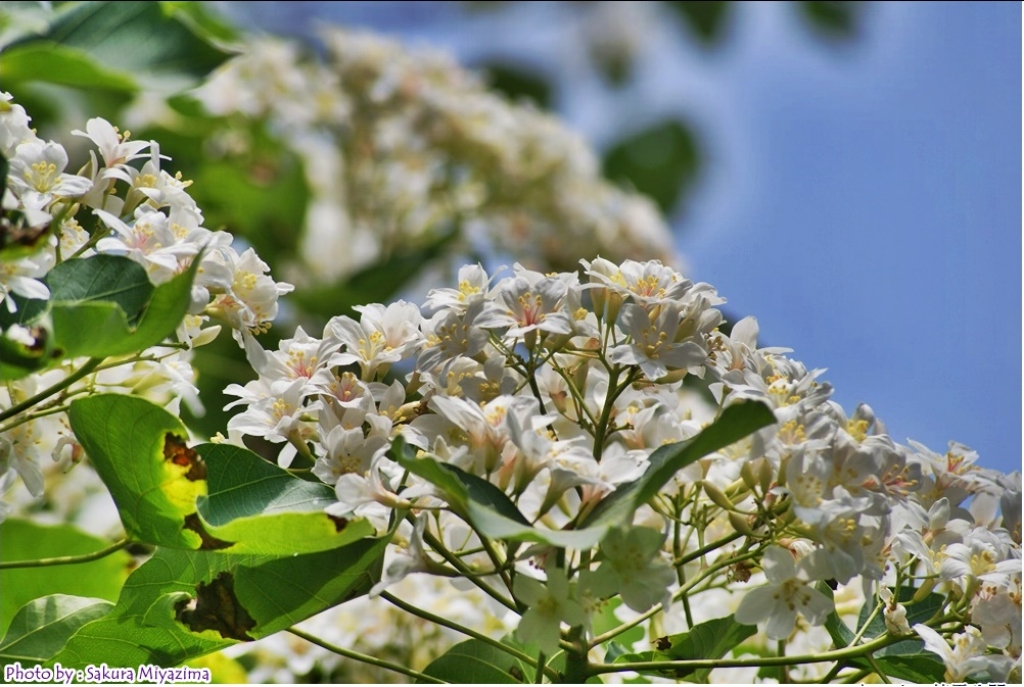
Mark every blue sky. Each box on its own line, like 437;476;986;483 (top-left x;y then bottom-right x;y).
222;2;1021;475
674;2;1021;475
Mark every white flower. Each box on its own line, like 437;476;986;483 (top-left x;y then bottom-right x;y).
734;545;834;640
207;247;294;335
0;251;52;312
514;566;586;657
0;93;38;158
609;302;706;380
8;140;93;207
0;423;45;497
591;525;675;612
476;274;573;342
326;300;422;379
878;587;911;635
72;117;150;169
914;623;1012;682
94;206;197;283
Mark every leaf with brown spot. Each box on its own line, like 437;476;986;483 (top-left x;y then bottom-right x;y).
163;433;206;482
182;513;232;551
176;573;255;641
68;395;208;549
50;538;389;669
327;514;349;532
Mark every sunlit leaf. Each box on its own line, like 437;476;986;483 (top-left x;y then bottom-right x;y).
0;595;113;665
48;538;386;669
0;521;130;636
69;395;373;554
0;43;138;91
6;0;231;89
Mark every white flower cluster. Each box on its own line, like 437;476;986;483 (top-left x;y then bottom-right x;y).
224;256;1021;680
190;31;676;287
0;94;291;512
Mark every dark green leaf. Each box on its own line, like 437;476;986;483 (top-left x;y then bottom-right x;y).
602;118;700;214
833;585;947;683
195;442;375;554
0;149;7;204
45;255;152;322
797;1;863;41
602;118;700;215
613;616;756;682
658;616;757;682
581;400;775;529
0;595;113;665
0;520;131;636
819;582;850;649
665;1;732;45
48;538;387;669
292;229;458;320
8;1;231;87
393;401;774;550
864;654;946;684
389;438;606;549
481;62;552;108
51;251;198;358
0;43;138;92
420;637;534;684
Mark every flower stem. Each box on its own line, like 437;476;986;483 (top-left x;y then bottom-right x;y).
0;537;130;569
586;631;910;678
379;591;558;681
0;357;104;423
288;627;444;684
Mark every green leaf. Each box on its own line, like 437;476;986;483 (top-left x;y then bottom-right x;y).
580;400;776;529
0;148;7;206
419;637;535;684
49;538;387;669
0;42;137;91
797;1;864;41
389;438;606;550
194;149;308;267
665;1;732;45
194;442;375;554
0;322;54;380
7;0;231;89
820;582;850;649
292;229;458;320
52;252;198;358
68;394;207;548
2;253;194;363
592;597;645;649
0;520;130;636
602;118;701;214
158;2;242;47
69;395;374;554
613;616;756;682
45;254;153;322
659;616;756;682
392;400;774;550
481;62;552;108
0;595;113;665
842;586;946;682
